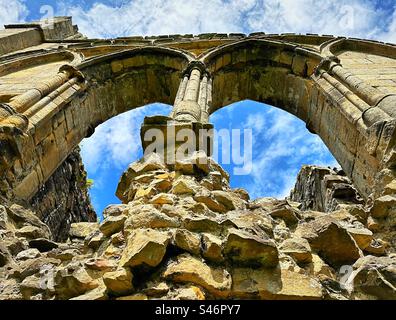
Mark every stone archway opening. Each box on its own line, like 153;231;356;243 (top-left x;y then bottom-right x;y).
79;103;173;219
208;99;340;201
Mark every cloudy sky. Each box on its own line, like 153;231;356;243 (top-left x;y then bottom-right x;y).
2;0;396;217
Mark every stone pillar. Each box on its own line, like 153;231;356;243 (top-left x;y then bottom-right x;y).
141;62;214;162
171;64;212;123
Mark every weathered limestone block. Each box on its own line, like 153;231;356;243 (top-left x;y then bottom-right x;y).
0;206;9;230
142;282;169;297
225;209;275;238
172;177;200;196
370;195;396;219
85;258;117;272
19;275;47;299
15;226;48;240
116;293;148;300
150;193;176;205
166;286;206;300
124;205;180;231
54;264;99;300
0;277;23;300
309;253;337;279
47;249;80;262
86;231;106;249
351;255;396;300
99;215;127;237
212;190;246;211
70;285;108;301
6;205;51;239
231;267;323;300
346;228;373;250
134;186;157;200
270;204;301;226
383;180;396;196
103;268;134;296
163;254;232;298
16;257;61;280
15;249;41;261
119;229;171;268
295;216;362;267
0;243;12;267
116;153;166;202
69;222;98;239
102;204;127;220
173;229;201;256
2;237;28;257
193;195;227;213
175;159;195;175
182;216;222;234
224;229;279;268
202;233;224;263
279;237;313;265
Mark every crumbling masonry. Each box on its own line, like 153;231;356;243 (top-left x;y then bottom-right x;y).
0;17;395;300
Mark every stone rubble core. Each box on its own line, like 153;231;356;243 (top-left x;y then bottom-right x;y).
1;152;395;301
1;17;396;208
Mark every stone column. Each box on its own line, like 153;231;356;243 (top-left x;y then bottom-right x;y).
171;64;212;123
141;62;214;161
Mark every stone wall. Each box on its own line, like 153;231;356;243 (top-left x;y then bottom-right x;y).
29;147;96;241
1;153;395;300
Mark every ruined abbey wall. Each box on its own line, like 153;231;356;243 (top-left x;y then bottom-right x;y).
0;17;395;301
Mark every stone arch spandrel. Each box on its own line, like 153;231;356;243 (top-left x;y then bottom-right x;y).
76;47;192;121
2;47;190;201
202;39;323;121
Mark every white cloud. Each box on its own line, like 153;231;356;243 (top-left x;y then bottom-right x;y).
0;0;28;27
244;0;389;38
80;104;171;174
57;0;245;38
54;0;396;42
244;113;266;135
379;5;396;43
241;108;338;199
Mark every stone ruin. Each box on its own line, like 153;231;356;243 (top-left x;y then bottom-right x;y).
0;17;395;300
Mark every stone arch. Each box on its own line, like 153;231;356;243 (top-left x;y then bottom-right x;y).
201;38;396;199
201;38;322;120
0;47;190;201
0;21;395;208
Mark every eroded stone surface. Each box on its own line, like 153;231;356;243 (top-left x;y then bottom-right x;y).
1;151;396;300
1;28;396;301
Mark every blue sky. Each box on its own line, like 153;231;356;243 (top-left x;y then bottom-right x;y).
80;102;338;217
1;0;396;218
1;1;396;41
